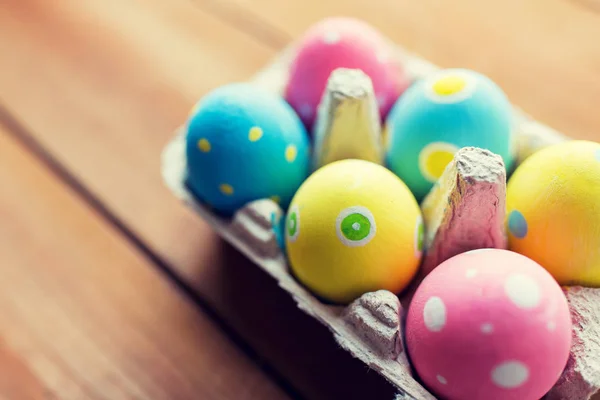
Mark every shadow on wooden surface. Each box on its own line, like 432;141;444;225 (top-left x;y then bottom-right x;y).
1;0;600;399
0;1;405;397
0;120;288;400
212;239;401;399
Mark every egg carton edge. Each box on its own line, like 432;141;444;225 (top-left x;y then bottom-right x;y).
160;40;599;400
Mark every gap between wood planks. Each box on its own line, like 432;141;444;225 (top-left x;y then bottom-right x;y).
0;106;302;400
3;0;599;399
0;1;400;399
0;116;289;400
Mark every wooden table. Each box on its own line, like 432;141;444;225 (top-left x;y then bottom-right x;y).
1;1;599;399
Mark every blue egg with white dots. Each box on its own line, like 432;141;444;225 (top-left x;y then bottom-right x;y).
385;68;515;200
185;83;310;216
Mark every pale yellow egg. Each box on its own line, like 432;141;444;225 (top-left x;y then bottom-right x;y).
285;159;424;304
507;140;600;286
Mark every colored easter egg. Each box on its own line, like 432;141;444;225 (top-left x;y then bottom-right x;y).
185;83;310;216
385;68;515;200
406;249;572;400
284;17;410;130
507;140;600;286
285;159;423;304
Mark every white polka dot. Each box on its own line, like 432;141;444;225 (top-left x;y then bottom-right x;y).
437;375;448;385
423;296;446;332
323;31;340;44
491;361;529;388
352;222;360;231
481;323;494;334
505;274;541;309
547;321;556;331
466;269;477;278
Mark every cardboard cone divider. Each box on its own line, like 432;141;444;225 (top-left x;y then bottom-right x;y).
161;37;599;400
546;287;600;400
398;147;508;310
312;68;384;169
420;147;508;278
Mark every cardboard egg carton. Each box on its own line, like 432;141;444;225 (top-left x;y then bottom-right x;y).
161;41;599;400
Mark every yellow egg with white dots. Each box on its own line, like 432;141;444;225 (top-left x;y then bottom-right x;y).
507;140;600;286
285;159;424;304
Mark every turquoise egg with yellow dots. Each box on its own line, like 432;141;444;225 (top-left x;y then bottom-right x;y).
185;83;310;216
385;68;515;200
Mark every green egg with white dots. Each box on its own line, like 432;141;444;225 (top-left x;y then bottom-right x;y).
185;83;311;216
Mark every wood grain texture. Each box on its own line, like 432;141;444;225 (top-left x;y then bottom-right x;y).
213;0;600;141
2;0;599;399
0;122;288;400
0;0;399;399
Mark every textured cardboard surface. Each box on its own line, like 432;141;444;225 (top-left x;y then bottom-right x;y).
546;287;600;400
421;147;508;277
162;133;434;399
312;68;383;168
161;42;599;399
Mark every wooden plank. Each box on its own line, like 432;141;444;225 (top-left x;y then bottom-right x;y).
0;1;400;399
214;0;600;142
0;123;288;400
9;0;597;398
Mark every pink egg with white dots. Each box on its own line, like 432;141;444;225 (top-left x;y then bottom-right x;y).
406;249;572;400
284;17;410;130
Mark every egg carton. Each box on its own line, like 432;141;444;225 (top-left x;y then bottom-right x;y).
161;39;600;400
